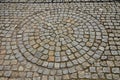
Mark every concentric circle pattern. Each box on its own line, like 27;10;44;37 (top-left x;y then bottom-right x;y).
13;9;108;75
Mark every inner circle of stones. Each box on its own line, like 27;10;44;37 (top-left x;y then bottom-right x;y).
15;10;106;70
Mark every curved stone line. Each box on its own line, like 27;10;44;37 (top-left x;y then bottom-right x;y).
12;8;108;75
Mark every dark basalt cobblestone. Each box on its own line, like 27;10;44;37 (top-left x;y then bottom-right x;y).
0;1;120;80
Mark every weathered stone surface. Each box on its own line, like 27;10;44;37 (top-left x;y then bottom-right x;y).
0;1;119;80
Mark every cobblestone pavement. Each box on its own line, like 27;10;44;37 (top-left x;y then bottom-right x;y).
0;0;115;3
0;0;120;80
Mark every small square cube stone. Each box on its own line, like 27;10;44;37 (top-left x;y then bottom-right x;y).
90;67;96;72
112;68;120;73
